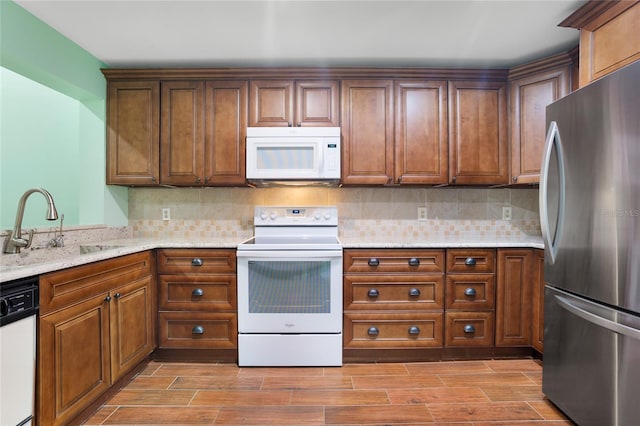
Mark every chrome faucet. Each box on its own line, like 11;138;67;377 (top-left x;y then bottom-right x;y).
3;188;59;254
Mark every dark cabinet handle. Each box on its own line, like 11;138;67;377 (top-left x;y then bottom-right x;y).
463;325;476;334
368;258;380;267
368;289;379;298
409;288;421;297
452;176;457;183
104;295;112;302
195;176;201;183
192;288;204;297
513;176;518;182
191;258;203;266
113;292;121;299
288;122;293;127
297;122;301;127
464;257;477;266
367;327;379;336
408;326;420;335
464;288;477;297
151;176;157;182
408;258;420;266
192;325;205;335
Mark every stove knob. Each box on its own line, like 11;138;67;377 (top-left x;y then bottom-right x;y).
270;213;277;220
314;213;322;221
324;213;332;220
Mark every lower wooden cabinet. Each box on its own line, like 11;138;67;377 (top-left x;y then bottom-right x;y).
38;251;156;426
156;249;237;356
344;247;543;361
531;249;545;353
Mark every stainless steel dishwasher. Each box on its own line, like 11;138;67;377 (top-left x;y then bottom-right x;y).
1;276;38;426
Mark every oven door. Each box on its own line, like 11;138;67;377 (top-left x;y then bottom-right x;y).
237;249;342;334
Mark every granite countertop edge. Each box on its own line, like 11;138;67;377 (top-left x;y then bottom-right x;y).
1;236;544;283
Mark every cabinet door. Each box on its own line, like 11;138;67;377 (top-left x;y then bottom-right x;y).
107;80;159;185
249;80;294;126
204;81;248;185
110;275;155;382
295;80;340;127
161;81;205;185
341;80;394;185
531;249;545;353
510;67;570;184
395;80;448;184
448;81;508;185
38;294;111;426
495;249;533;347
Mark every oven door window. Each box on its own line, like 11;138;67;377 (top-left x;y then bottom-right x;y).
248;260;330;313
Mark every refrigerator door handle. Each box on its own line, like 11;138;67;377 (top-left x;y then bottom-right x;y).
555;294;640;341
540;121;565;265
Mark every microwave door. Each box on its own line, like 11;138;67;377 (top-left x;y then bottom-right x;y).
247;138;321;179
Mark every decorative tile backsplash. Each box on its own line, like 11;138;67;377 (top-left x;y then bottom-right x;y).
128;187;541;240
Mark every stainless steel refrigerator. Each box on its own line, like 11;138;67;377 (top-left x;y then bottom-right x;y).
540;60;640;426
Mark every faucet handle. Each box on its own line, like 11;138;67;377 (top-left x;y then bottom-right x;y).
14;229;35;249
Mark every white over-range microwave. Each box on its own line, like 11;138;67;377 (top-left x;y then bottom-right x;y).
246;127;341;185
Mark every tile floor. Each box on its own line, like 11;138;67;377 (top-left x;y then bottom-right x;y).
82;359;574;425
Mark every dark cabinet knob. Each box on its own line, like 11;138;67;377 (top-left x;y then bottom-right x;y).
408;258;420;266
104;295;112;302
288;122;293;127
368;258;380;267
452;176;457;183
367;327;379;336
195;176;201;183
113;292;121;299
367;288;379;298
463;325;476;334
192;325;205;335
408;326;420;335
409;288;421;297
192;288;204;297
513;176;518;182
191;258;203;266
151;176;157;182
464;257;477;266
464;288;477;297
297;122;301;127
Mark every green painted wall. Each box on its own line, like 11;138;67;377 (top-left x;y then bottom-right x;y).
0;0;127;230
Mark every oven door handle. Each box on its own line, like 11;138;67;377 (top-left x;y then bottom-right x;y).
237;250;343;259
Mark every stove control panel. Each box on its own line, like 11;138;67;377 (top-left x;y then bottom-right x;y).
254;206;338;226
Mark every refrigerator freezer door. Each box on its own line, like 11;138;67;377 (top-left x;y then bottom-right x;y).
544;286;640;426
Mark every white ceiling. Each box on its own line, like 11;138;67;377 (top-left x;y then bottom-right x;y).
15;0;586;69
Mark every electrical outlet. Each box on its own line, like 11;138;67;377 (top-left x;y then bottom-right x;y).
502;206;512;221
418;207;427;221
162;207;171;221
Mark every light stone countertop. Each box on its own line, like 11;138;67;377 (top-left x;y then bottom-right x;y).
0;235;543;283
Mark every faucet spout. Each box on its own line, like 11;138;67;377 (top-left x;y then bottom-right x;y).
3;188;59;254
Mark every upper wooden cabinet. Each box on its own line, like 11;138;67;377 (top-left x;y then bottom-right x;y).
509;54;572;184
161;81;205;185
249;80;339;127
560;0;640;87
107;80;160;185
160;80;247;186
341;79;394;185
394;80;448;184
205;81;247;185
448;81;508;185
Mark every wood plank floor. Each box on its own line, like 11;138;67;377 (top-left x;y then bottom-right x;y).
82;359;574;425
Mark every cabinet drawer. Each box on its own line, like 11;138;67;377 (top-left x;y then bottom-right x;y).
344;249;445;273
40;251;154;315
158;275;236;311
158;312;237;349
157;249;236;274
344;274;444;310
445;274;495;310
445;311;494;347
446;249;495;273
344;312;443;348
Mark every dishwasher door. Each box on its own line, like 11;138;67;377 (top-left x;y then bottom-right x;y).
1;277;38;426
